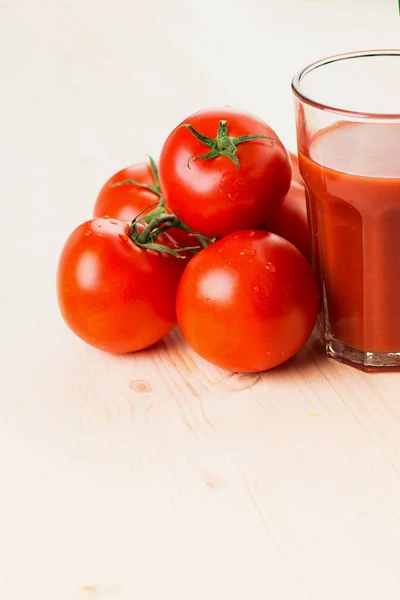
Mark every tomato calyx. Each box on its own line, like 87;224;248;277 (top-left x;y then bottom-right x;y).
128;205;215;258
112;155;164;204
181;120;278;169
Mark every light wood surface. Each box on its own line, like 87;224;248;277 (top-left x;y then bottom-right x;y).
2;1;400;598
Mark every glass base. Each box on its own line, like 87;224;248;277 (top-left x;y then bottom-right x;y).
325;335;400;372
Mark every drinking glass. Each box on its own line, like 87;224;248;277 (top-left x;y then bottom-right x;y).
292;50;400;371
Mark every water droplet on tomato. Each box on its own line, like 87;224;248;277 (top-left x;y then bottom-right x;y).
253;285;259;292
265;262;276;272
233;234;240;239
227;260;233;266
249;231;256;237
110;219;118;225
84;230;92;236
119;233;129;242
239;248;256;257
103;215;110;219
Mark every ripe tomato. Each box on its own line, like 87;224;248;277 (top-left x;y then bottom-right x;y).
261;180;311;261
57;218;187;354
93;161;195;249
94;162;159;221
289;151;304;187
176;230;319;373
159;107;292;238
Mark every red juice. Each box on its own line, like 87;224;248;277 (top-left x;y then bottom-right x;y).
299;122;400;354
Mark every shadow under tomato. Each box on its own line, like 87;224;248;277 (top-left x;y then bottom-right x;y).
260;333;327;378
111;328;327;381
113;337;166;362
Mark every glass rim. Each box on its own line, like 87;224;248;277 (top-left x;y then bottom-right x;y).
292;49;400;120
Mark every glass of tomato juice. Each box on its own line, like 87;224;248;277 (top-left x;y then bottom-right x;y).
292;50;400;371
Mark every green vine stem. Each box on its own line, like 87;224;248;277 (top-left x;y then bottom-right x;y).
128;209;214;257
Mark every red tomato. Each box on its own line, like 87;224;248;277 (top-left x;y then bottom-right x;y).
176;230;319;372
261;180;311;261
94;162;159;221
289;151;304;187
57;218;187;354
159;107;292;238
93;162;195;249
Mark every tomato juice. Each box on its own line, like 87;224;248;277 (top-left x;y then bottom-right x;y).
299;121;400;355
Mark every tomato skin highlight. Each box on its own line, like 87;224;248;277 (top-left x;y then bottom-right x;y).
159;107;292;238
176;230;319;373
93;162;194;249
57;218;187;354
261;180;311;261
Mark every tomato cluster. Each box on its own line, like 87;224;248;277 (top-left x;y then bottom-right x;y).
57;107;319;372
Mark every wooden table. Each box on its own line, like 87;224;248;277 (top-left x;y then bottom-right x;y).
2;1;400;598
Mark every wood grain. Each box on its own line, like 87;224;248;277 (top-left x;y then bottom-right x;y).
1;0;400;598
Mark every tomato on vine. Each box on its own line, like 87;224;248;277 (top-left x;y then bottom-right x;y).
94;158;160;221
176;230;319;372
57;197;209;353
159;107;292;238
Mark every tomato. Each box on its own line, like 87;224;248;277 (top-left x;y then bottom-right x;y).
176;230;319;372
93;161;195;249
159;107;292;238
289;151;304;187
57;218;187;354
94;162;159;221
261;180;311;261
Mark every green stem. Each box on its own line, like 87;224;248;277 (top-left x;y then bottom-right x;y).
128;206;214;257
137;214;173;244
112;179;160;195
174;220;213;249
181;120;278;169
148;155;160;189
139;206;166;224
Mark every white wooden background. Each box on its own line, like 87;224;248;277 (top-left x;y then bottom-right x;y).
2;1;400;598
